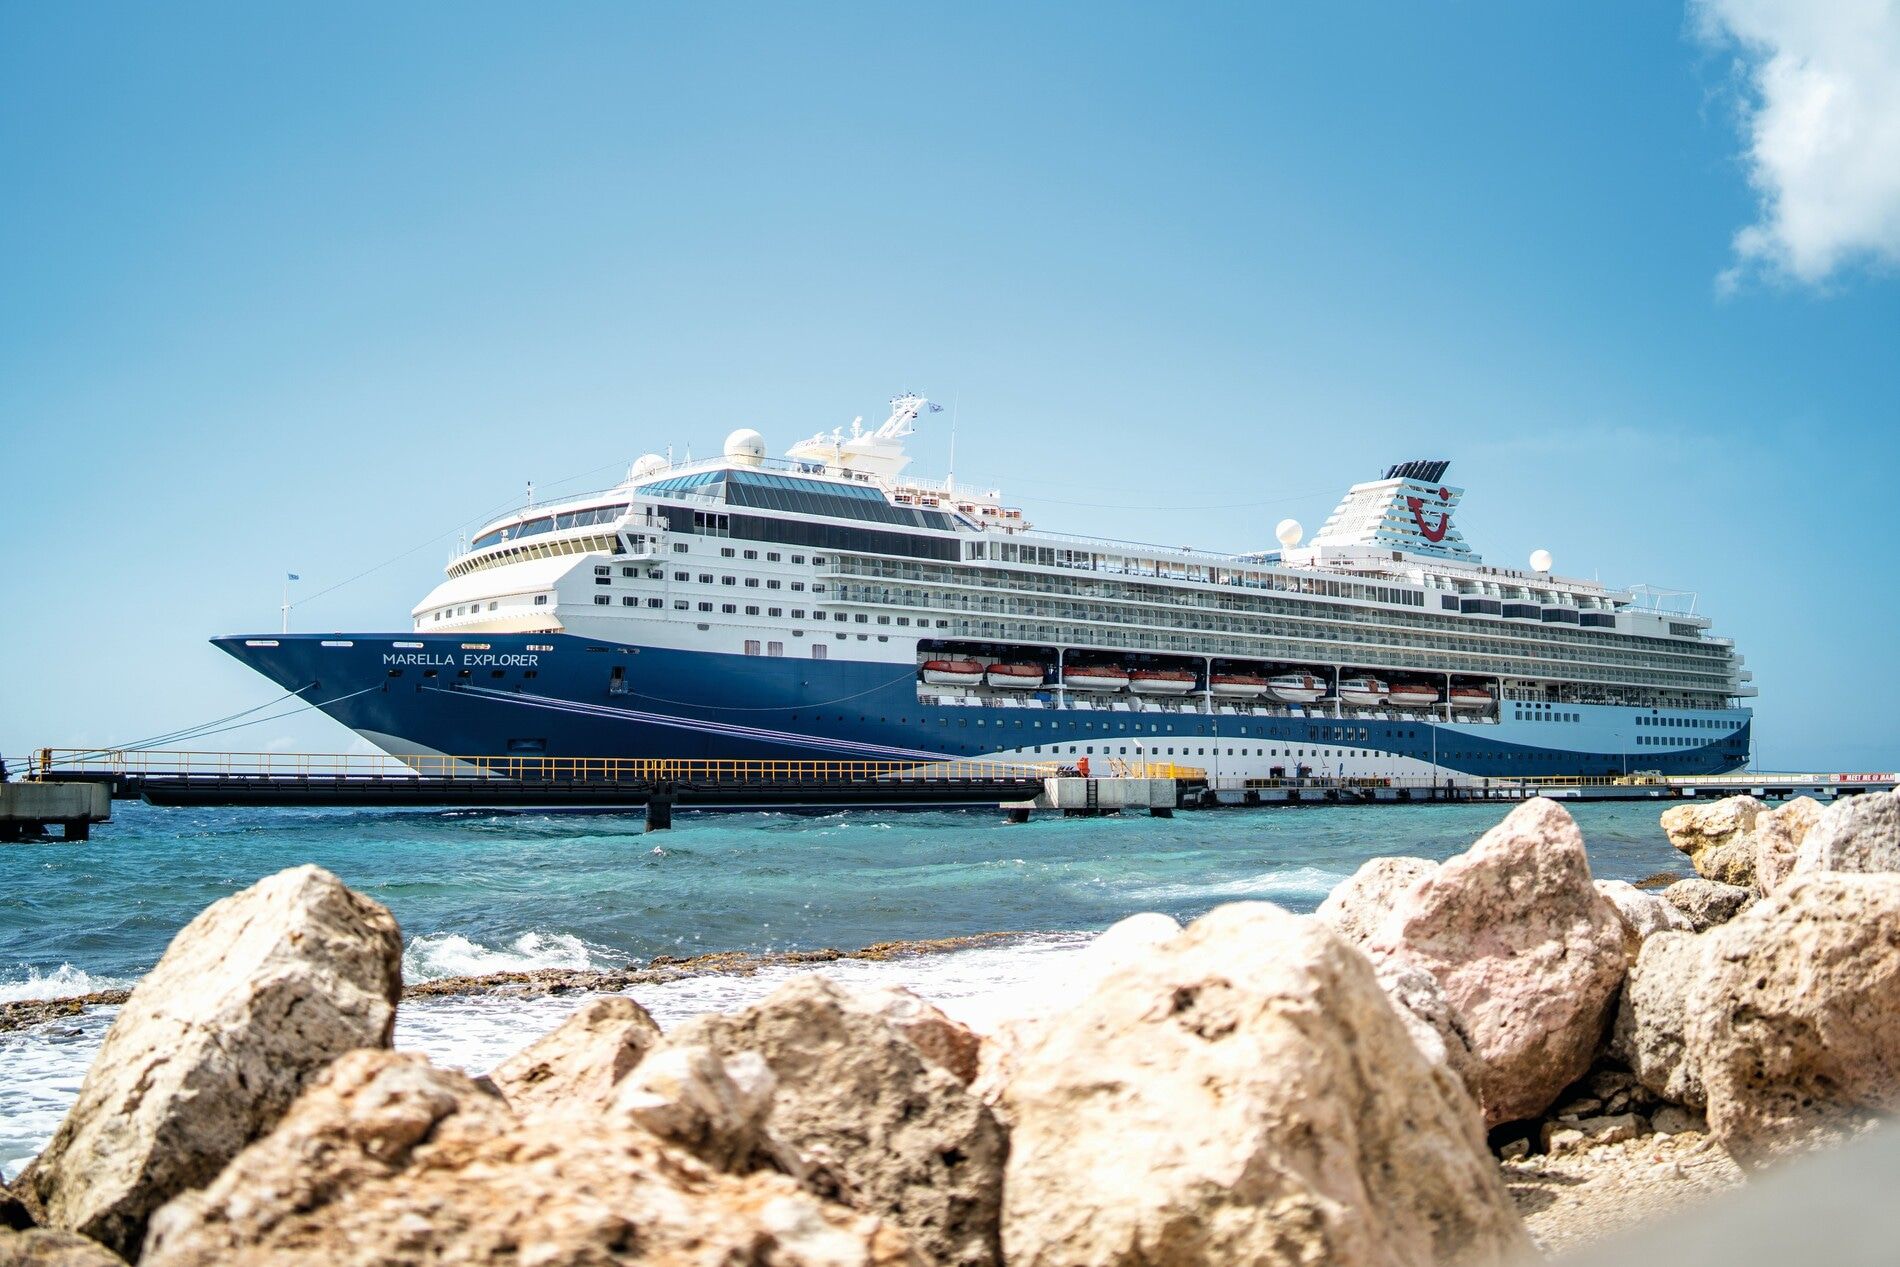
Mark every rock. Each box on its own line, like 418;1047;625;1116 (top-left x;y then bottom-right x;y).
1688;872;1900;1165
1373;798;1628;1126
0;1190;30;1233
1541;1114;1644;1155
1790;789;1900;882
856;986;981;1086
143;1049;917;1267
1754;796;1824;892
609;1044;780;1173
1498;1137;1530;1161
1368;957;1485;1099
667;976;1005;1267
1551;1097;1603;1120
1661;796;1763;886
1650;1105;1706;1136
1662;877;1754;931
1314;856;1437;946
1000;901;1531;1267
30;866;402;1258
1609;931;1707;1110
0;1229;127;1267
1595;879;1693;952
488;994;660;1117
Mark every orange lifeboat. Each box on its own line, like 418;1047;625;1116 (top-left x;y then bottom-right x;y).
1449;686;1494;711
1387;681;1441;709
1129;668;1197;696
985;663;1045;689
1063;665;1131;692
1209;673;1270;698
920;659;985;687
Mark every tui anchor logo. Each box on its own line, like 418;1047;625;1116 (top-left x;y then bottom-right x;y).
1405;487;1452;543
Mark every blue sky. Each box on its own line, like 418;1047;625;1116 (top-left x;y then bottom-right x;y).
2;2;1896;770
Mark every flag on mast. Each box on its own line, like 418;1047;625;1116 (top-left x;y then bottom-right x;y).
287;573;300;581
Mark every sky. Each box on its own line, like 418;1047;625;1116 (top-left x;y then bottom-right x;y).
2;1;1897;771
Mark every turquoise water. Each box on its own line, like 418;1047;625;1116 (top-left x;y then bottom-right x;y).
0;798;1689;1179
1;799;1686;997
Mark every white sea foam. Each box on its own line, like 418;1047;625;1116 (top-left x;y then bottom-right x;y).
401;931;605;982
0;964;130;1004
1123;865;1350;906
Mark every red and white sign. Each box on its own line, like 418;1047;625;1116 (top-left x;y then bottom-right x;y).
1836;773;1896;783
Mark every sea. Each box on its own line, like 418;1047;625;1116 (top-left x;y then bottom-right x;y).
0;798;1688;1180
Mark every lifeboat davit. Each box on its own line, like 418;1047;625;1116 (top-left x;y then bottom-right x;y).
1129;668;1197;696
985;663;1045;689
920;659;985;687
1266;672;1328;705
1063;666;1131;692
1337;675;1390;707
1209;673;1271;698
1387;681;1442;709
1449;686;1494;711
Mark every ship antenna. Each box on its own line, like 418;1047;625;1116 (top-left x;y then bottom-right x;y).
526;480;534;508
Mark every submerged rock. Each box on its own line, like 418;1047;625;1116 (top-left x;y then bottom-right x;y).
28;866;402;1259
1374;798;1627;1126
1661;877;1754;932
1689;872;1900;1165
489;994;661;1117
142;1049;916;1267
1661;797;1763;887
1000;901;1530;1267
1790;789;1900;882
667;975;1005;1267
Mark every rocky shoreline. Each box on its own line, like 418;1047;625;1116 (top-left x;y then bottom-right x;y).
4;788;1898;1265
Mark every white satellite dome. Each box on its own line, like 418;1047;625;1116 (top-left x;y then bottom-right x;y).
1529;548;1553;573
724;428;766;466
1275;518;1304;549
628;453;668;480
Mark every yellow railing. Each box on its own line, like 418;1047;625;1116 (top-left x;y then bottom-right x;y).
32;749;1205;785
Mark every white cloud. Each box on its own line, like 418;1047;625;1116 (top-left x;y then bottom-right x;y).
1695;0;1900;288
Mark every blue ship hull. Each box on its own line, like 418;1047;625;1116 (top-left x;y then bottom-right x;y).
214;632;1752;778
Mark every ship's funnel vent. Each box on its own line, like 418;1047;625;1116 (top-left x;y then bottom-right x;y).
1383;459;1450;483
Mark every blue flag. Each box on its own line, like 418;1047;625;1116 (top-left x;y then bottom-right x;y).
287;573;300;581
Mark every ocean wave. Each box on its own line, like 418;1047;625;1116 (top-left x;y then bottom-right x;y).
402;931;606;982
0;963;130;1004
1122;865;1351;905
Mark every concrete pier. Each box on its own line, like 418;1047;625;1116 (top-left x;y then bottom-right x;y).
1009;776;1183;818
0;780;110;842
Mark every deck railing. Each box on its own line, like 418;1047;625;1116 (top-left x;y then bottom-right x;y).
31;749;1203;784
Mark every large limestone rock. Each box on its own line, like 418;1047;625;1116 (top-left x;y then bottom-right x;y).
667;975;1005;1267
30;866;401;1258
1595;879;1693;952
1316;859;1483;1093
1663;877;1754;931
0;1229;127;1267
489;994;661;1117
1000;902;1529;1267
1608;931;1707;1109
610;1044;780;1173
1314;856;1437;946
1790;789;1900;882
1689;872;1900;1165
1754;796;1824;892
143;1050;917;1267
1661;796;1763;886
1373;798;1628;1126
856;987;981;1086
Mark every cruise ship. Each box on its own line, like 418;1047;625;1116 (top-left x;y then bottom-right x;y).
217;395;1754;784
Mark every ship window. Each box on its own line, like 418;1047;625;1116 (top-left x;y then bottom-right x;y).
791;609;805;618
674;600;688;609
647;598;663;608
722;576;736;586
721;548;735;558
792;554;806;563
854;614;868;623
744;578;759;588
814;611;826;620
768;641;783;656
648;569;663;579
836;632;847;639
743;549;758;559
768;607;783;617
745;640;761;655
594;595;610;605
766;579;781;589
594;565;610;575
698;602;713;612
673;543;688;552
813;644;827;659
791;582;805;591
722;603;737;614
622;566;637;577
745;605;759;615
622;596;637;606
